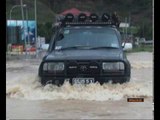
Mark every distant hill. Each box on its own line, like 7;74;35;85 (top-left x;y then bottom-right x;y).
6;0;152;39
6;0;152;25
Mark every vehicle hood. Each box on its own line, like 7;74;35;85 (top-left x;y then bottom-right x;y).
45;49;124;61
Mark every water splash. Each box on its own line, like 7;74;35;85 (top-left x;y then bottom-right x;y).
6;76;152;101
6;52;153;101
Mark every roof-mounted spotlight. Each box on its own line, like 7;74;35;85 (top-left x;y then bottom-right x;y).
111;12;120;27
64;13;74;22
56;15;65;22
102;13;110;22
89;13;99;22
78;13;87;22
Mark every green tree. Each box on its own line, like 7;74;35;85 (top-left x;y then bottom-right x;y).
136;21;152;39
37;22;53;43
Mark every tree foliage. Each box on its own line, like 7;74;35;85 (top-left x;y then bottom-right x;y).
37;22;53;43
6;0;152;40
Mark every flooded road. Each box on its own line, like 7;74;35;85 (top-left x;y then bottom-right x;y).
6;52;153;119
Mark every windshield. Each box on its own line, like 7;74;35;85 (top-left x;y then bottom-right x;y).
54;27;120;50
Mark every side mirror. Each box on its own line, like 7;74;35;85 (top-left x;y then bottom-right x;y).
122;42;125;48
122;42;133;51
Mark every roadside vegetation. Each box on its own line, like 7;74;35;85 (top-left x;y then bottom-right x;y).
126;45;153;53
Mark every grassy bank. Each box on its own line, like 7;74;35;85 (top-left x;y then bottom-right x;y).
126;45;153;53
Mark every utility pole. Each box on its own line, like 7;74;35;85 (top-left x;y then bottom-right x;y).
25;6;30;55
128;13;131;36
143;22;144;37
9;4;26;53
128;13;131;43
25;6;29;45
35;0;38;58
125;17;127;41
20;0;27;58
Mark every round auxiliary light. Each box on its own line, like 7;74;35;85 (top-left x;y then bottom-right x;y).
89;13;98;22
78;13;87;22
56;15;65;22
64;13;74;22
101;13;110;22
111;12;120;27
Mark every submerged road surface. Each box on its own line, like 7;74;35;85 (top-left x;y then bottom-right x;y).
6;52;153;119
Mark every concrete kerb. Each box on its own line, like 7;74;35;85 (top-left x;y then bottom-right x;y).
6;51;47;61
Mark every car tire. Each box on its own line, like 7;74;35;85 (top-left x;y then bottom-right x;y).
110;78;130;84
119;78;130;84
41;79;47;86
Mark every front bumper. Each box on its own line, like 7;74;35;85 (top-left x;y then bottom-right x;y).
39;59;131;85
40;75;130;85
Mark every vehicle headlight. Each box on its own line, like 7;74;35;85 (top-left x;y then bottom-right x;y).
102;62;124;71
43;62;64;71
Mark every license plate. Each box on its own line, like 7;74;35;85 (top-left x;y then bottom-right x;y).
72;78;95;84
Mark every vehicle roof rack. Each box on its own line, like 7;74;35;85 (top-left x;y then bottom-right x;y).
53;12;120;28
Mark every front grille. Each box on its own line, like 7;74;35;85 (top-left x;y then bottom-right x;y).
66;61;100;75
66;61;78;74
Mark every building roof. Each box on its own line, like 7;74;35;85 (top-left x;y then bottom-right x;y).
60;8;90;16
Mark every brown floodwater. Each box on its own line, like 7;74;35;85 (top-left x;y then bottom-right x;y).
6;52;153;119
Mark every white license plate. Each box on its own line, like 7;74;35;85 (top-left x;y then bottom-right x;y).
72;78;95;84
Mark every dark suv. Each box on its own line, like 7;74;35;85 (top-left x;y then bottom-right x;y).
38;13;131;86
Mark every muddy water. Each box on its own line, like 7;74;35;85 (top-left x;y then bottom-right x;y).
6;52;153;119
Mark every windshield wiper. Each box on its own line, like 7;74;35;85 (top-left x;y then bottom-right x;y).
56;45;91;50
90;46;119;49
